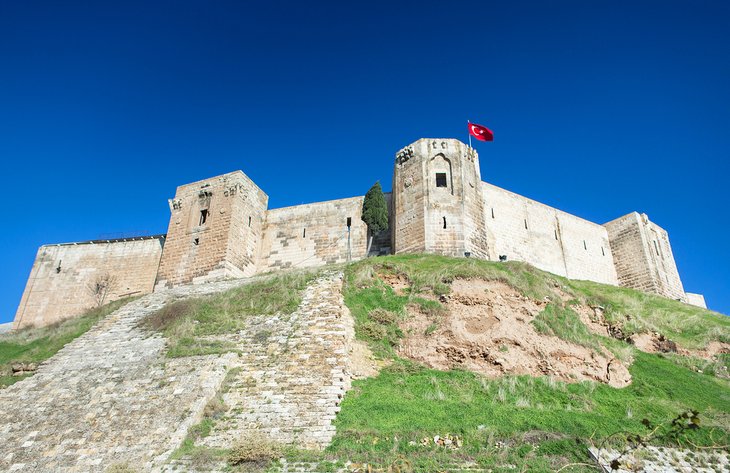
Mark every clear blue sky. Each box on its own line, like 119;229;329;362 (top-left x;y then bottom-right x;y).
1;0;728;324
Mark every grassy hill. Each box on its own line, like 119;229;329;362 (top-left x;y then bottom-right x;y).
322;255;729;472
2;254;728;472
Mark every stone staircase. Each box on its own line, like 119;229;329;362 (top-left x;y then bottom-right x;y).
0;271;354;472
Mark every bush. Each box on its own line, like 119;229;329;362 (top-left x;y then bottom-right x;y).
143;299;201;331
228;435;281;466
369;308;398;325
359;322;387;341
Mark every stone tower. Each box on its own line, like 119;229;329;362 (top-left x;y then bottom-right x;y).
392;138;490;258
155;171;268;287
604;212;686;301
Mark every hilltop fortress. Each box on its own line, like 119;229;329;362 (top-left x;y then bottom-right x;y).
13;138;706;329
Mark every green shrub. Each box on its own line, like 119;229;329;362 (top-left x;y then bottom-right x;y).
228;435;281;466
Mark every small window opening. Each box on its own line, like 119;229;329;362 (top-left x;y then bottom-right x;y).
56;260;62;273
491;208;495;219
442;216;447;229
601;246;605;256
554;229;558;240
346;217;352;228
435;173;447;188
583;240;587;250
248;216;252;227
653;240;660;256
524;219;528;230
193;238;199;246
199;209;209;225
303;228;306;238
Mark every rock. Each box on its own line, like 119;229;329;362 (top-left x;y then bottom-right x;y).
655;335;678;353
10;362;37;375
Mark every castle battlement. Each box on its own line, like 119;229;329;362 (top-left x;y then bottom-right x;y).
12;138;706;330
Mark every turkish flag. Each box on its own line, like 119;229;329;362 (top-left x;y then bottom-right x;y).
468;122;494;142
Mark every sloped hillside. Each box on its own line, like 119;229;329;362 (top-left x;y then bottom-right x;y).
328;254;730;472
0;255;727;473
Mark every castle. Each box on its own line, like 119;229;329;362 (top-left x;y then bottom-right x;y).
12;138;706;329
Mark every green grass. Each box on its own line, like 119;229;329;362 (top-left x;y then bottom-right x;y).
143;270;316;357
532;303;603;353
0;297;136;388
326;352;730;471
346;254;729;354
325;254;730;471
566;278;730;350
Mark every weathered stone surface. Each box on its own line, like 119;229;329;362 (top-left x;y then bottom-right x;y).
156;171;269;288
482;182;619;285
13;236;165;330
13;138;705;331
202;272;353;450
605;212;687;302
0;271;355;472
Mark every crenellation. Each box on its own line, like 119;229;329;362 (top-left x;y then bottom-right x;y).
12;138;706;329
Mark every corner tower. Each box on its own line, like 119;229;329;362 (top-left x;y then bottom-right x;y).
156;171;268;287
392;138;490;258
604;212;686;301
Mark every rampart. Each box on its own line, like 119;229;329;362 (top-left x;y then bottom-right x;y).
605;212;685;301
260;194;392;273
13;236;164;329
11;137;706;329
482;182;619;285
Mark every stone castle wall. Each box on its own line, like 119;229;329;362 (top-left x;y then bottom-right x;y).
260;195;392;273
12;138;705;329
155;171;268;287
13;236;164;329
482;183;619;285
605;212;686;301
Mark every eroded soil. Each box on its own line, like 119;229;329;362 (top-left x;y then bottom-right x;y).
396;279;632;388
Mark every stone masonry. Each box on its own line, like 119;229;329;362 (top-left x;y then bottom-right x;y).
0;271;354;472
13;137;706;329
198;271;353;450
13;236;164;330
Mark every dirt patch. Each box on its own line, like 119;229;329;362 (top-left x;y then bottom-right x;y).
629;332;657;353
629;332;730;360
348;340;386;380
377;272;409;295
397;279;632;388
698;341;730;358
573;304;610;338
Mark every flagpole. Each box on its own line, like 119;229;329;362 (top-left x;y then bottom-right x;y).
467;120;472;148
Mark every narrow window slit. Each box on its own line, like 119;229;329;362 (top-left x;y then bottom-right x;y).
443;216;447;229
583;240;587;250
199;209;208;225
524;219;528;230
303;228;306;238
601;246;605;256
491;208;495;219
653;240;660;256
248;216;251;227
554;229;558;240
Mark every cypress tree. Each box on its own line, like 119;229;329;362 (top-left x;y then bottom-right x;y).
361;181;388;255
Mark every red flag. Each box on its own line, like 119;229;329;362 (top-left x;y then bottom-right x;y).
468;122;494;142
